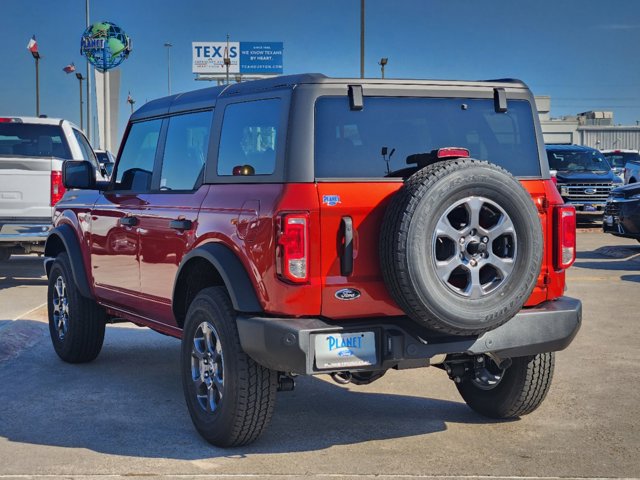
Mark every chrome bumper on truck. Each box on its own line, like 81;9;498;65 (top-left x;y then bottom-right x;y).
236;296;582;375
0;218;51;251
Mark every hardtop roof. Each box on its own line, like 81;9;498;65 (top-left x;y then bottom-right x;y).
130;73;530;121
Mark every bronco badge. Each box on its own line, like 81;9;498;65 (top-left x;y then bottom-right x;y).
335;288;361;300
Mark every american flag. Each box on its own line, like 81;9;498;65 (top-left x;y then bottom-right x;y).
63;63;76;74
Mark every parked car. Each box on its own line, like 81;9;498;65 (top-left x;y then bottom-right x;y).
0;116;108;262
45;74;581;447
94;149;116;179
601;149;640;183
603;182;640;242
546;144;622;213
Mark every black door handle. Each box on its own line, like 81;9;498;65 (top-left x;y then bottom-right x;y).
120;216;138;227
170;219;193;231
340;216;353;276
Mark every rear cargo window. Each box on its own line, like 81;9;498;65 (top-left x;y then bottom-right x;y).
0;123;71;159
314;97;540;178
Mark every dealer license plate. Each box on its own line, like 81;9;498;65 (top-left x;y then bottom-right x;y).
314;331;377;370
605;215;614;226
584;204;597;212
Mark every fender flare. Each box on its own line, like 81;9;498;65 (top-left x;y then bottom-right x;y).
44;224;94;299
174;243;262;313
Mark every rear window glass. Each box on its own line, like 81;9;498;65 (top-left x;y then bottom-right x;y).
0;123;71;159
314;97;540;178
602;151;640;168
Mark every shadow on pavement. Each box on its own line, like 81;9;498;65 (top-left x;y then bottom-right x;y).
573;245;640;273
0;255;47;291
0;322;499;460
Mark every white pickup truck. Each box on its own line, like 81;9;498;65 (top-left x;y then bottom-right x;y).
0;116;109;261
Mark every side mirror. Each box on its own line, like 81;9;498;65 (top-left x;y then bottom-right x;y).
63;160;96;189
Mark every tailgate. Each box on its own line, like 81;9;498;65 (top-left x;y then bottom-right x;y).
0;157;52;218
317;182;404;319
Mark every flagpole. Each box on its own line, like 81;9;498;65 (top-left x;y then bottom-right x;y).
35;56;40;116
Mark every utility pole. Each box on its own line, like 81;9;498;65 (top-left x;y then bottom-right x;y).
360;0;365;79
164;42;172;95
76;73;84;130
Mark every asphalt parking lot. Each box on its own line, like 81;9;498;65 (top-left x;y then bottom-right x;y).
0;230;639;479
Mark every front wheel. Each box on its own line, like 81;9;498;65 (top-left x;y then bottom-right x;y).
456;353;554;418
47;253;106;363
181;287;278;447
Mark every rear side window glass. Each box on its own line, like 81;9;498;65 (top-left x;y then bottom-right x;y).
0;123;71;159
217;99;280;176
160;110;213;190
114;119;162;191
72;129;98;166
314;97;540;178
603;151;640;168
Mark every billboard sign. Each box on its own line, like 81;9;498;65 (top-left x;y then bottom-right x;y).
193;41;283;75
192;42;240;74
239;42;283;74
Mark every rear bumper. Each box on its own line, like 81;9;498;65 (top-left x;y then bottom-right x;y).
237;296;582;375
0;218;51;248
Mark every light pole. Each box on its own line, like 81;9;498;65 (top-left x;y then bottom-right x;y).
85;0;92;142
164;42;172;95
360;0;365;78
378;57;388;79
75;73;84;130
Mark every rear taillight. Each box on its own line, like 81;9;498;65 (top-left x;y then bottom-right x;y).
277;213;309;283
51;170;65;206
555;205;576;270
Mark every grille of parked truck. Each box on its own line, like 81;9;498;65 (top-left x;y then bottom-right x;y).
546;144;622;213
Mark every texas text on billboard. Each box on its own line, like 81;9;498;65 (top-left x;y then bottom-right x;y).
192;41;283;75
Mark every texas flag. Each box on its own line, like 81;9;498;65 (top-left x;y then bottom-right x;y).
26;35;38;54
63;63;76;73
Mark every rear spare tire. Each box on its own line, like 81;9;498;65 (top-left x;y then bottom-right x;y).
380;159;543;335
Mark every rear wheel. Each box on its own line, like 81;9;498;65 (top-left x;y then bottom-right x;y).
456;353;554;418
181;287;278;447
47;253;106;363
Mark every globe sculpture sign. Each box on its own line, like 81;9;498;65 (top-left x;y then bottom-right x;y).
80;21;131;153
80;21;131;71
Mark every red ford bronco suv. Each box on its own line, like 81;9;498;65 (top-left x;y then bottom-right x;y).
45;74;581;447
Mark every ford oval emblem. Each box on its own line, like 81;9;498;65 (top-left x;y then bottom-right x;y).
584;188;597;195
335;288;361;301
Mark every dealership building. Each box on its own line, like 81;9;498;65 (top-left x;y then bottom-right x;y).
536;96;640;150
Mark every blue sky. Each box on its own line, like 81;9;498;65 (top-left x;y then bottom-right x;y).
1;0;640;146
